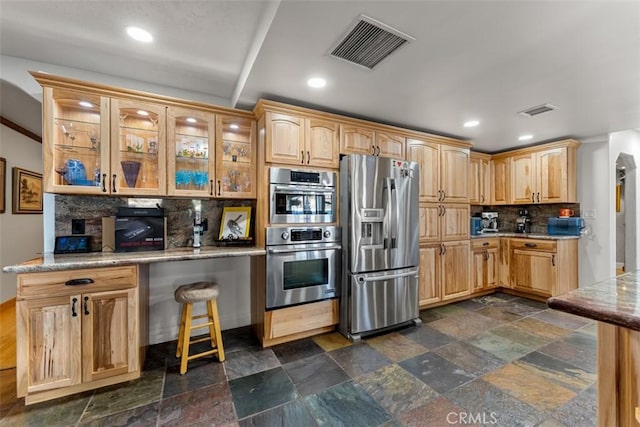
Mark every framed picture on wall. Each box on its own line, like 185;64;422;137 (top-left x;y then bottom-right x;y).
12;167;42;214
219;206;251;240
0;157;5;214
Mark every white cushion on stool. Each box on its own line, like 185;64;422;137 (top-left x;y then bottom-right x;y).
174;281;219;304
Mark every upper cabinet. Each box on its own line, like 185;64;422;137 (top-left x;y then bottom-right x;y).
263;111;339;168
469;152;491;205
490;157;510;205
407;138;470;203
42;87;111;195
216;115;256;198
341;125;405;159
166;106;215;197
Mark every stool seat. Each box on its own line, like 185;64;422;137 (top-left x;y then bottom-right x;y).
174;281;219;304
174;281;225;374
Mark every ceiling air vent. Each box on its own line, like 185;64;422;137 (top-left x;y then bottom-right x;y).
330;15;414;70
518;103;559;117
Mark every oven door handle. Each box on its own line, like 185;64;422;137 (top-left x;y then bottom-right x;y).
273;185;332;194
268;244;341;254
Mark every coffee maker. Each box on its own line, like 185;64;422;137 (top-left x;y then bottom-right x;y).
481;212;499;232
516;208;531;233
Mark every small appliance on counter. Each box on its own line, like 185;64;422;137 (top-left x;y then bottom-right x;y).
547;217;584;236
114;206;166;252
470;217;483;236
516;208;531;233
481;212;499;232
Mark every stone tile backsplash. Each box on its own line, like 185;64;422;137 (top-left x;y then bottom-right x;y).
55;195;255;252
470;203;580;234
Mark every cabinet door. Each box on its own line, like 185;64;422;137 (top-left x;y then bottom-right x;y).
340;125;374;155
306;118;339;168
510;249;556;296
491;158;510;205
216;115;256;198
375;131;405;159
485;247;499;289
419;204;440;243
480;158;490;205
440;145;469;202
419;245;441;306
43;87;110;195
407;139;440;202
167;107;216;197
537;147;567;203
265;112;305;165
441;241;470;300
469;156;482;205
511;153;535;204
111;99;166;196
16;296;82;397
82;289;137;382
471;249;485;292
441;204;469;241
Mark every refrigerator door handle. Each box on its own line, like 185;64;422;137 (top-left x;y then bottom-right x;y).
356;270;419;283
389;178;397;248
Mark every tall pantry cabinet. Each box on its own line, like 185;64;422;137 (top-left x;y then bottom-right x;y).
407;136;471;307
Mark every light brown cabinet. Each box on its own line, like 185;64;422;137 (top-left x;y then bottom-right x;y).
490;157;511;205
215;115;257;197
418;204;469;243
16;266;143;405
418;245;441;306
407;140;440;202
469;152;491;205
509;238;578;297
341;125;405;159
264;112;339;168
471;238;499;292
418;241;470;306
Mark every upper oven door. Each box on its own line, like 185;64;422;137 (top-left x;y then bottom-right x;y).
270;184;335;224
266;243;341;309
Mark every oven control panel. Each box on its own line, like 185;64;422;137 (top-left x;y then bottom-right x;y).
266;226;341;245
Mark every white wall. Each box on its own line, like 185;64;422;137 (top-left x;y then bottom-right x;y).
0;125;44;302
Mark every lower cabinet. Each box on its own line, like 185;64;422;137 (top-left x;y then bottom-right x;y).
261;299;339;347
419;240;470;307
471;238;499;292
16;266;144;404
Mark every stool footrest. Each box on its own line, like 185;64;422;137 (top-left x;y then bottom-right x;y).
187;348;219;360
189;336;215;345
189;321;214;330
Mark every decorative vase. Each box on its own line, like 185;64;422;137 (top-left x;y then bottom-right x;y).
121;160;141;188
65;159;87;185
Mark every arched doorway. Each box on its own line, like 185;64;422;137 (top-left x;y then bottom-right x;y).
615;153;637;274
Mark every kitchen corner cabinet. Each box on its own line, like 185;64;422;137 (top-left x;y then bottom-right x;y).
509;238;578;297
16;266;143;405
490;157;510;205
216;115;257;197
340;125;405;159
42;87;111;194
407;138;469;203
471;238;499;292
418;241;470;306
264;112;338;168
167;107;216;197
469;152;491;205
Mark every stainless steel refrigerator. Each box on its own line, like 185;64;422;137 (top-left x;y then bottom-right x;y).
339;154;421;340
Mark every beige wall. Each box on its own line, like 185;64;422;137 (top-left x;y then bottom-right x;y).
0;125;43;302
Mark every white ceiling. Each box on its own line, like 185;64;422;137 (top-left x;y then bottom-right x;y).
1;0;639;152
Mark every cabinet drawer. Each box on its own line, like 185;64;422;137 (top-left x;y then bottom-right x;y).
17;266;137;299
509;239;556;252
471;238;498;250
266;299;338;339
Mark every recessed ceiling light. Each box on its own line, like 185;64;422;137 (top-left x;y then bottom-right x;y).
137;110;149;116
518;134;533;141
230;124;239;130
126;26;153;43
307;77;326;88
463;120;479;128
186;117;197;123
78;101;93;108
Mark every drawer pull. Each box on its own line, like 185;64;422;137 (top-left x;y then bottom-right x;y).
84;296;90;315
483;242;489;246
65;278;94;286
524;243;537;248
71;297;78;317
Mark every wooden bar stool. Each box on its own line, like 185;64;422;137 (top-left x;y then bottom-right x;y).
174;281;225;374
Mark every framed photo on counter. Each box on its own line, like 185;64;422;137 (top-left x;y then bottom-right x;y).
219;206;251;240
12;167;42;214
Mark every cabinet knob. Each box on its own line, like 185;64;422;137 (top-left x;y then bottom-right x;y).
524;243;537;248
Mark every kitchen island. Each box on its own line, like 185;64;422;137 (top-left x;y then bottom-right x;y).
547;270;640;427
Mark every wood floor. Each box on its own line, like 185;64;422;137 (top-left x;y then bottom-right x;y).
0;298;16;370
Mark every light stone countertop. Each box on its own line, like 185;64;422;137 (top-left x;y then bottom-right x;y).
470;232;581;240
2;246;266;274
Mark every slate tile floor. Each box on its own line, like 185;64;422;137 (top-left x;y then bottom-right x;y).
0;292;598;427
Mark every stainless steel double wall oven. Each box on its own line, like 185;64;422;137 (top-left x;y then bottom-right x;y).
266;167;341;309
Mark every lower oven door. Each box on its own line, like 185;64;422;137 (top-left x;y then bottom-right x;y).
266;243;341;309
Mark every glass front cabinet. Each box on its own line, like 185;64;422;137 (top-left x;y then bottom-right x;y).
43;87;110;194
215;115;256;198
167;107;216;197
110;99;166;196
